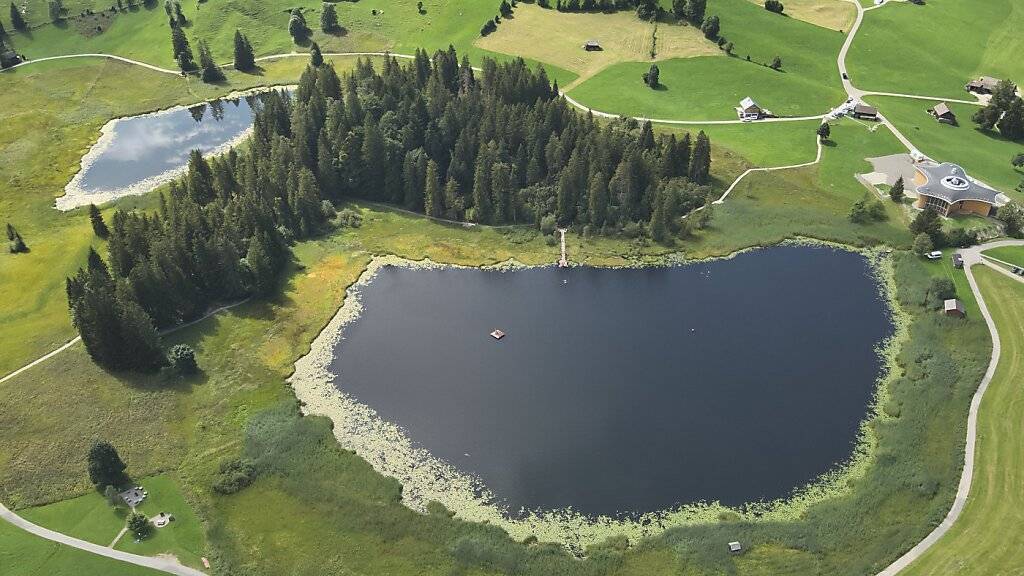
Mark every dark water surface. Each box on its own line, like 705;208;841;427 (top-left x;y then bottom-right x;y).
78;96;260;193
330;246;893;517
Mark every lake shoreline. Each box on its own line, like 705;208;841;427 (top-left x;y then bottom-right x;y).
288;241;906;552
54;84;298;212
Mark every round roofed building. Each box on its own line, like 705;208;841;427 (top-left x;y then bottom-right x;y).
912;162;1004;217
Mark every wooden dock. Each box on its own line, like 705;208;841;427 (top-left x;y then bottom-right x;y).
558;228;568;267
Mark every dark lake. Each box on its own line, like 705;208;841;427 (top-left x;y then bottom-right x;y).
329;246;893;517
76;96;260;194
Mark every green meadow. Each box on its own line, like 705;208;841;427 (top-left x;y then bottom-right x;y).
983;246;1024;268
18;475;205;568
1;0;1022;572
4;0;578;85
901;266;1024;576
868;96;1024;200
847;0;1024;98
0;521;161;576
569;0;847;119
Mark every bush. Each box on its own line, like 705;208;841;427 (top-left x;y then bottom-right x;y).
544;234;557;246
622;220;642;238
212;458;258;494
849;195;887;224
929;277;956;302
945;227;978;248
167;344;198;375
127;513;152;539
912;232;934;256
321;200;338;220
539;214;557;235
764;0;783;12
338;208;362;228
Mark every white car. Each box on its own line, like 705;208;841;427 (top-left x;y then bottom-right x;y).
926;251;943;260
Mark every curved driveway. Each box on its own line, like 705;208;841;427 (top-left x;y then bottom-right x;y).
0;502;205;575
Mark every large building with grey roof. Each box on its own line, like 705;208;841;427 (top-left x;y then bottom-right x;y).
912;162;1003;217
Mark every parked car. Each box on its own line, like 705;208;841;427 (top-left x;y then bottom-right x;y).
926;251;943;260
952;253;964;268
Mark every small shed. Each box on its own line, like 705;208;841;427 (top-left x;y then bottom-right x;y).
930;102;957;124
944;299;966;318
853;104;878;120
583;40;602;51
728;541;742;553
490;329;505;340
966;76;1001;94
736;97;762;120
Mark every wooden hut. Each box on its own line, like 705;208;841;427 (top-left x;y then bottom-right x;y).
930;102;957;124
853;104;878;120
944;299;966;318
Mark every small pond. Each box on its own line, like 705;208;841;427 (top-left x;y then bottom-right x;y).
58;94;268;210
329;246;893;517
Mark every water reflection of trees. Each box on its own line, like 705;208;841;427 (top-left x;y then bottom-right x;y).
209;99;225;122
187;103;206;123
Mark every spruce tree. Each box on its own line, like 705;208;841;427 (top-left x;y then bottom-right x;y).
197;39;224;82
233;30;255;72
288;8;307;41
424;159;442;217
309;41;324;67
87;440;127;488
89;204;109;238
889;176;905;203
321;2;339;32
688;130;711;185
587;171;608;227
9;2;25;30
649;187;670;244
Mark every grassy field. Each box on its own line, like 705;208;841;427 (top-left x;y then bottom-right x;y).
680;119;822;166
17;475;205;568
0;26;1010;576
2;0;579;85
901;265;1024;576
569;0;846;119
868;96;1024;200
983;246;1024;268
476;6;720;87
0;520;162;576
745;0;856;31
846;0;1024;98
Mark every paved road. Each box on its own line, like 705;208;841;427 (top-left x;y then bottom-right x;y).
873;239;1024;576
0;502;206;575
